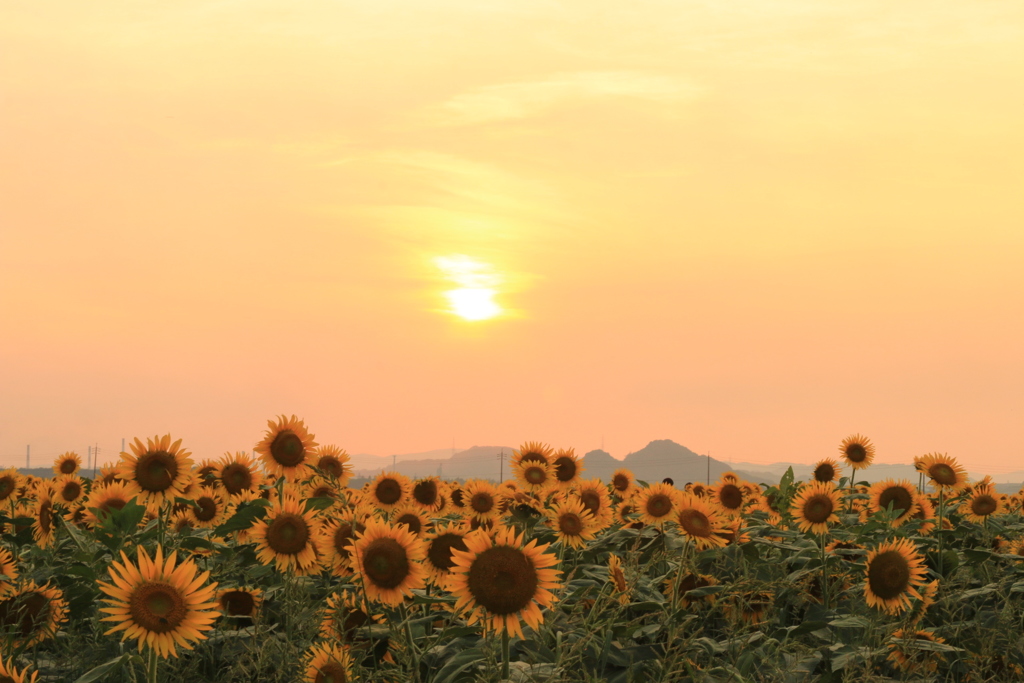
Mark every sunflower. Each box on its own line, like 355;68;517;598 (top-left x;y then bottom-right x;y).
0;469;23;506
545;497;598;550
447;526;561;639
513;458;555;493
720;471;740;484
635;483;679;527
30;490;57;549
674;493;729;549
421;521;471;585
302;475;339;505
319;507;372;576
0;547;18;594
320;591;382;641
864;538;928;615
960;487;1004;524
391;505;430;538
574;479;614;527
117;434;194;510
302;642;353;683
726;590;774;625
607;554;629;605
615;500;639;526
689;482;708;498
254;415;317;480
52;474;85;507
367;471;412;513
790;482;842;535
411;476;444;512
83;482;137;526
98;545;218;659
52;451;81;477
0;656;37;683
215;452;264;500
462;479;503;522
447;483;467;512
887;629;946;674
550;448;584;489
811;458;842;484
610;468;636;499
1007;539;1024;558
216;587;262;619
715;518;752;546
839;434;875;470
313;445;351;485
250;496;321;575
867;480;919;526
825;540;864;563
916;453;967;492
708;480;746;518
0;581;68;649
511;442;553;468
187;491;230;529
351;518;428;605
672;573;719;608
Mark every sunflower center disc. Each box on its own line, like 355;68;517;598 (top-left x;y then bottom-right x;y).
222;464;252;494
319;457;344;478
525;467;546;485
375;479;403;505
62;482;81;501
868;551;911;600
137;451;178;492
580;491;601;516
0;592;47;638
520;453;547;465
679;509;711;536
414;481;438;506
613;474;629;491
973;495;997;516
314;661;347;683
333;523;361;556
428;533;468;571
470;494;494;514
846;444;867;463
805;496;833;524
39;502;52;533
559;513;583;536
221;591;255;616
195;498;217;521
450;488;465;507
129;582;186;634
929;464;954;485
267;514;310;555
646;494;671;518
467;546;538;616
554;457;576;482
270;431;305;467
719;485;743;510
814;465;835;482
362;538;410;590
340;606;369;634
100;498;127;516
396;514;422;535
60;460;76;474
879;487;913;516
0;478;13;500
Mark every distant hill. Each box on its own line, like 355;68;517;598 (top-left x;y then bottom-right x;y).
581;440;767;486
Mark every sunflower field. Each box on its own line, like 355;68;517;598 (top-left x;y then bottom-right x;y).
1;421;1023;683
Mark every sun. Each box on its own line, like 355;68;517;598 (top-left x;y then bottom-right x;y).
435;255;504;321
445;287;501;320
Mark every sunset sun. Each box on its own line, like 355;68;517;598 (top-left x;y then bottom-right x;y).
435;255;504;321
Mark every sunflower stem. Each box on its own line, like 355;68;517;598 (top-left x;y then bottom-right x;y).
399;603;420;682
820;532;830;612
501;628;511;680
145;646;158;683
937;490;945;576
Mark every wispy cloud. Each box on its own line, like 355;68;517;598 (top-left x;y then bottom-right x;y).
425;70;703;126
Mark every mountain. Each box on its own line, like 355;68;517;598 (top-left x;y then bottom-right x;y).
581;440;768;486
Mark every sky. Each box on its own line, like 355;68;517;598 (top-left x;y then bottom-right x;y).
2;1;1023;475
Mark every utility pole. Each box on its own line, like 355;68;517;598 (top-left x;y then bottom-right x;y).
87;445;92;473
392;454;397;470
497;450;505;483
26;445;30;470
707;450;710;486
93;444;100;479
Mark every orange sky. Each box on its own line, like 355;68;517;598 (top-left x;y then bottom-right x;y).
2;2;1023;474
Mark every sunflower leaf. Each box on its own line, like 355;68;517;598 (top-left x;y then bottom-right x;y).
303;496;334;512
214;499;271;535
72;653;132;683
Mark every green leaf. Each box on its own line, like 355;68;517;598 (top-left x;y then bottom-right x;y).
214;499;271;535
683;585;725;599
303;496;335;512
73;653;132;683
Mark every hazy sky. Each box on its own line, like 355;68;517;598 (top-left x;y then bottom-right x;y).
2;1;1022;473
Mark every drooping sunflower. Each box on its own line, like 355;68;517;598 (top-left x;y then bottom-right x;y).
788;481;841;535
304;475;340;506
960;486;1004;524
302;642;353;683
216;587;262;619
513;458;555;493
98;545;218;659
462;479;503;522
367;471;412;513
423;521;471;585
0;656;37;683
864;538;928;615
446;483;467;512
31;488;57;549
675;493;729;549
811;458;842;484
313;445;351;486
249;496;321;575
391;505;430;538
320;590;382;641
545;497;598;549
672;573;719;608
116;434;194;510
350;518;428;605
825;540;865;563
550;448;584;489
52;451;81;477
82;482;137;527
187;491;230;529
610;468;636;499
411;476;444;512
839;434;875;470
726;590;774;625
254;415;317;480
447;526;561;639
607;554;629;605
887;629;946;674
615;499;639;526
689;482;708;497
635;483;680;527
0;581;68;649
215;451;264;500
318;507;372;576
0;469;23;506
867;479;919;526
917;453;968;492
0;547;19;594
511;442;553;468
574;479;614;528
53;474;86;506
708;479;747;518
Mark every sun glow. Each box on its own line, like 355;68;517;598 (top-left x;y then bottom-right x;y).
435;255;504;321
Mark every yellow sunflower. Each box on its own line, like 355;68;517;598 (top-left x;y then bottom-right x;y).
0;547;18;594
187;491;230;529
615;499;639;526
216;587;262;619
447;526;561;639
193;459;219;489
635;483;680;527
511;442;553;468
707;480;747;518
825;540;864;563
304;475;341;506
446;483;467;512
0;469;23;506
254;414;317;480
672;573;718;608
811;458;842;484
0;581;68;649
391;505;430;538
313;445;351;485
302;642;353;683
367;471;412;513
0;656;37;683
675;493;729;549
610;468;636;499
53;474;86;506
867;479;920;526
550;448;584;489
720;471;740;484
215;451;264;500
790;481;842;535
249;497;321;575
887;629;946;674
607;554;629;605
320;590;382;641
318;507;372;576
960;486;1004;524
839;434;875;470
726;590;774;625
96;463;121;486
31;489;57;549
82;482;137;527
350;518;428;606
116;434;194;509
573;479;614;527
513;459;555;493
423;522;471;586
410;476;444;512
52;451;81;477
98;545;218;659
462;479;503;522
916;453;968;491
864;538;928;615
545;497;599;549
